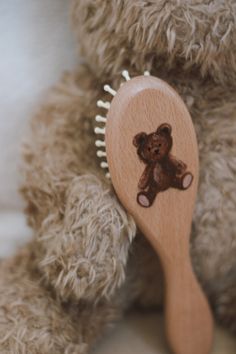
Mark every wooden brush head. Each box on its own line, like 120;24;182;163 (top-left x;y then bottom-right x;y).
105;75;199;261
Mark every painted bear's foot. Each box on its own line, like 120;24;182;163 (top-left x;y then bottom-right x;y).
182;172;193;189
137;192;151;207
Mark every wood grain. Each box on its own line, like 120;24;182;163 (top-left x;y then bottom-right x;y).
105;76;213;354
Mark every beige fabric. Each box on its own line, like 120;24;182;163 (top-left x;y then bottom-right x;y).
94;313;236;354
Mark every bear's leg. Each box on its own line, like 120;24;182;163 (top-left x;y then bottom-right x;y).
172;172;193;190
182;173;193;189
0;247;125;354
137;183;158;207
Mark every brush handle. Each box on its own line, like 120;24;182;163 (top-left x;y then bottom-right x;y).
140;211;214;354
163;254;213;354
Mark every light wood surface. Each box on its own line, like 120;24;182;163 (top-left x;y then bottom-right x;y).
105;76;213;354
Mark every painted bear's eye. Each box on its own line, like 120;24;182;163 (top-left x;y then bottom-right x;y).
158;143;162;147
148;147;151;151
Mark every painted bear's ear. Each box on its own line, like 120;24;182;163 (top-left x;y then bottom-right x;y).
133;132;147;147
156;123;172;136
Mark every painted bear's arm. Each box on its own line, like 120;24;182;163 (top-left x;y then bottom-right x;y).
168;154;187;174
21;67;135;302
138;165;153;189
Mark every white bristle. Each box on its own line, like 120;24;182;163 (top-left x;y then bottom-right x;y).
95;115;107;123
105;172;111;179
104;84;116;96
101;161;109;169
144;70;150;76
96;150;107;158
95;140;106;147
97;100;110;109
94;127;105;135
122;70;131;81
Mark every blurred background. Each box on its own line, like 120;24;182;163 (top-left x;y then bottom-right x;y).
0;0;76;257
0;1;235;353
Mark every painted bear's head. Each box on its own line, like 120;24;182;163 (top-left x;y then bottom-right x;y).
133;123;172;163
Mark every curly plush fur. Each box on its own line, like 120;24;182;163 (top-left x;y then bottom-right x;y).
0;1;235;352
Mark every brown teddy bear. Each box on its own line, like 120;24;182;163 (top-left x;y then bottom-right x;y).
133;123;193;207
0;1;235;353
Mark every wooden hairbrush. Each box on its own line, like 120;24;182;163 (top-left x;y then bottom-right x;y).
95;71;213;354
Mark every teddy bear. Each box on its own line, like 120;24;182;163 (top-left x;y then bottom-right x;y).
133;123;193;207
0;1;235;353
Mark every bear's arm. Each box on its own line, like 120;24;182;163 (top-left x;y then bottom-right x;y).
21;66;135;302
138;164;153;189
168;154;187;174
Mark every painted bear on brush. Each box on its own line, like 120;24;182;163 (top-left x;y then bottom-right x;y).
133;123;193;207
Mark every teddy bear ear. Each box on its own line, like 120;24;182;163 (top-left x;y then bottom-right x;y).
156;123;172;135
133;132;147;147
